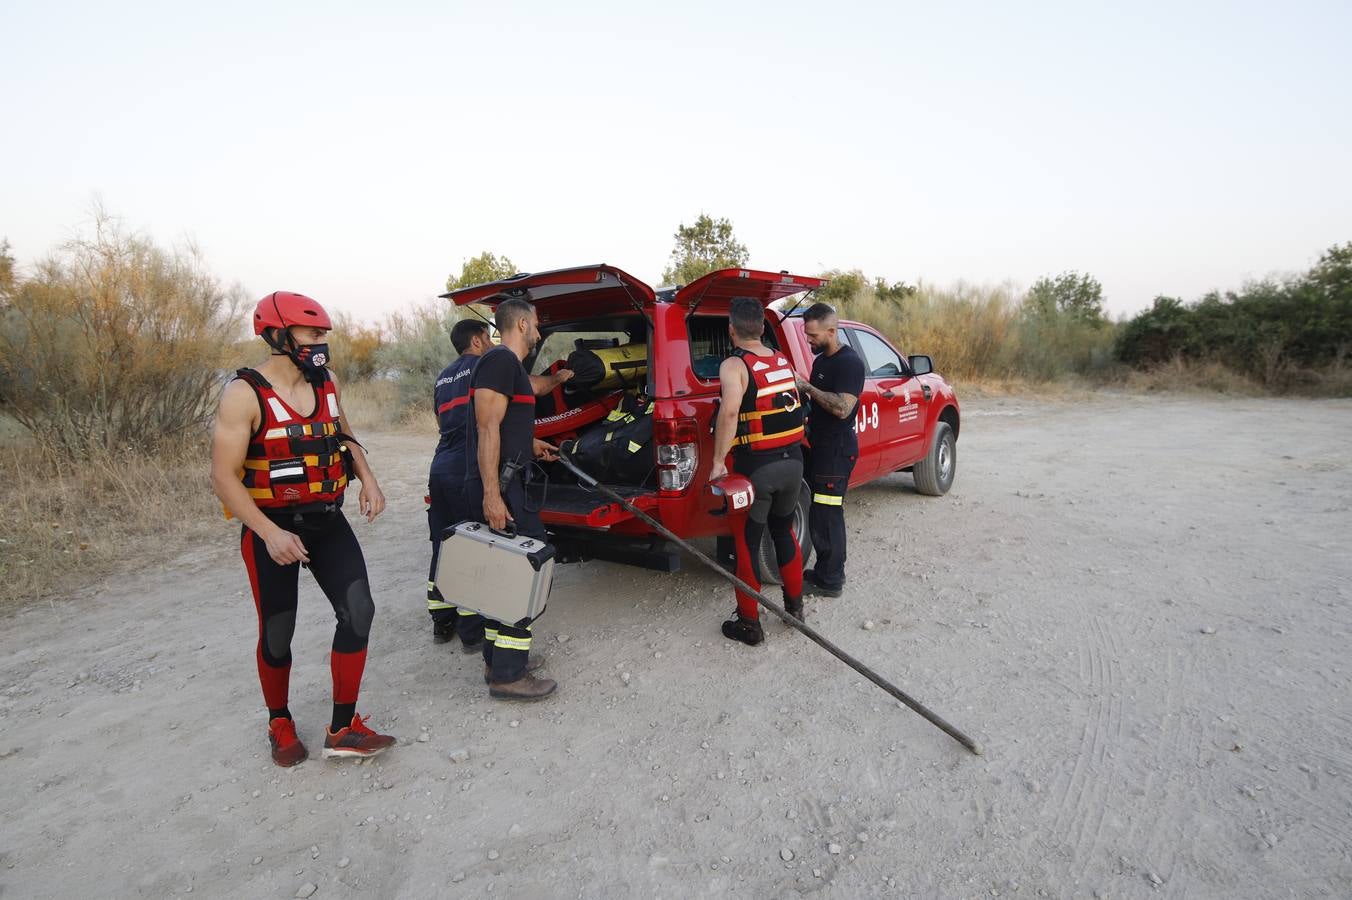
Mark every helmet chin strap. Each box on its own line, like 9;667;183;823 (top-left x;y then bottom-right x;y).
263;328;311;384
264;293;303;361
263;326;299;357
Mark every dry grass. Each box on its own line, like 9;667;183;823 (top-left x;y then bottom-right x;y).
825;277;1119;383
340;378;436;435
1115;358;1266;396
0;441;221;611
0;380;433;613
953;375;1105;400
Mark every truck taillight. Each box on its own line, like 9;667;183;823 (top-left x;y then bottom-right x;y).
655;417;699;493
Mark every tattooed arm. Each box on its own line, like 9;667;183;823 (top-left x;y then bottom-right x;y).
794;377;858;420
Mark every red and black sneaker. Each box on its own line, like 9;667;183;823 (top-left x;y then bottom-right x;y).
322;714;396;760
268;716;308;767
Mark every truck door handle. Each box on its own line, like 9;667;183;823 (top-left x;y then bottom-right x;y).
881;390;895;399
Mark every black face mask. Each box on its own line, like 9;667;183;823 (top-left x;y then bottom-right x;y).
290;342;331;383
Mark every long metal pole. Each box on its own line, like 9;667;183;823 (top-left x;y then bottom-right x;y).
557;455;983;757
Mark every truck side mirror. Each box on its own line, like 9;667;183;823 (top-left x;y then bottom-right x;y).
908;355;933;376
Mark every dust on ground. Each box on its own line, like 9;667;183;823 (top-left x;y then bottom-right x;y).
2;393;1350;899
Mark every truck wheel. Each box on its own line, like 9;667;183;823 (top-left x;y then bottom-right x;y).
758;480;813;585
912;422;955;496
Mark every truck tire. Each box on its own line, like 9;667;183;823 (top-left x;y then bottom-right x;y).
912;422;955;496
758;480;813;585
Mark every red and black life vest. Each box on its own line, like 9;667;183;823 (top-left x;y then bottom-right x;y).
732;348;805;454
233;368;350;511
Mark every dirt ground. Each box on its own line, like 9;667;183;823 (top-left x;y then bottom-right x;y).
2;393;1350;899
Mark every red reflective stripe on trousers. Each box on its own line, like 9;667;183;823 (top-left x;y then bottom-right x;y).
331;648;367;705
780;526;803;600
732;523;760;621
242;528;290;710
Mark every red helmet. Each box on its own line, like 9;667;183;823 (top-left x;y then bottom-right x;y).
252;291;332;336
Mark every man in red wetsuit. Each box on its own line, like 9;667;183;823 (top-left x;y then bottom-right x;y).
708;296;807;645
210;291;396;766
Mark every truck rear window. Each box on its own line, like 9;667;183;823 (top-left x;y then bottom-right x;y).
531;329;635;376
687;315;781;380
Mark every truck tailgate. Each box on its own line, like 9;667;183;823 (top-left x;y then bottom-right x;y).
526;482;658;529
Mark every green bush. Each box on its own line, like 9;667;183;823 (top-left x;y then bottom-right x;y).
377;302;490;412
1116;242;1352;388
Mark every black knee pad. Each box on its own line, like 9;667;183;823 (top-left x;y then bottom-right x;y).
262;610;297;665
340;579;375;640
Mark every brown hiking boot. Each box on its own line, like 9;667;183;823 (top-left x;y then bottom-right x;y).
488;673;558;701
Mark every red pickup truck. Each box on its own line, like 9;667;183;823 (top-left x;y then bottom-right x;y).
444;265;960;580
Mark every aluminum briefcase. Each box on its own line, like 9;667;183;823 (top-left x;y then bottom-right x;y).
435;521;555;624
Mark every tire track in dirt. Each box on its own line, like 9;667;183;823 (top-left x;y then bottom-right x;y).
1065;615;1126;885
1046;601;1111;884
1135;629;1212;891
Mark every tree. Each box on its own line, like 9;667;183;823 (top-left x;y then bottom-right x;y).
815;268;917;309
660;214;749;286
446;251;519;292
327;311;385;383
815;269;868;308
0;211;246;454
0;239;14;297
1023;271;1107;326
1115;296;1195;366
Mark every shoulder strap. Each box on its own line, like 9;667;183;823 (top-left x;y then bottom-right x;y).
233;368;269;441
234;367;272;390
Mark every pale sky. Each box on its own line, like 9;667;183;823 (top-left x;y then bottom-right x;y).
4;0;1349;320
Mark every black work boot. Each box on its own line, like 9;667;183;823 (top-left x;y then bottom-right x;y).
432;619;456;644
784;596;804;622
721;614;764;646
802;570;842;599
803;568;847;587
460;636;485;655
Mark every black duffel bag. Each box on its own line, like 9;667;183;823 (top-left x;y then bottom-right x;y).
560;396;654;484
